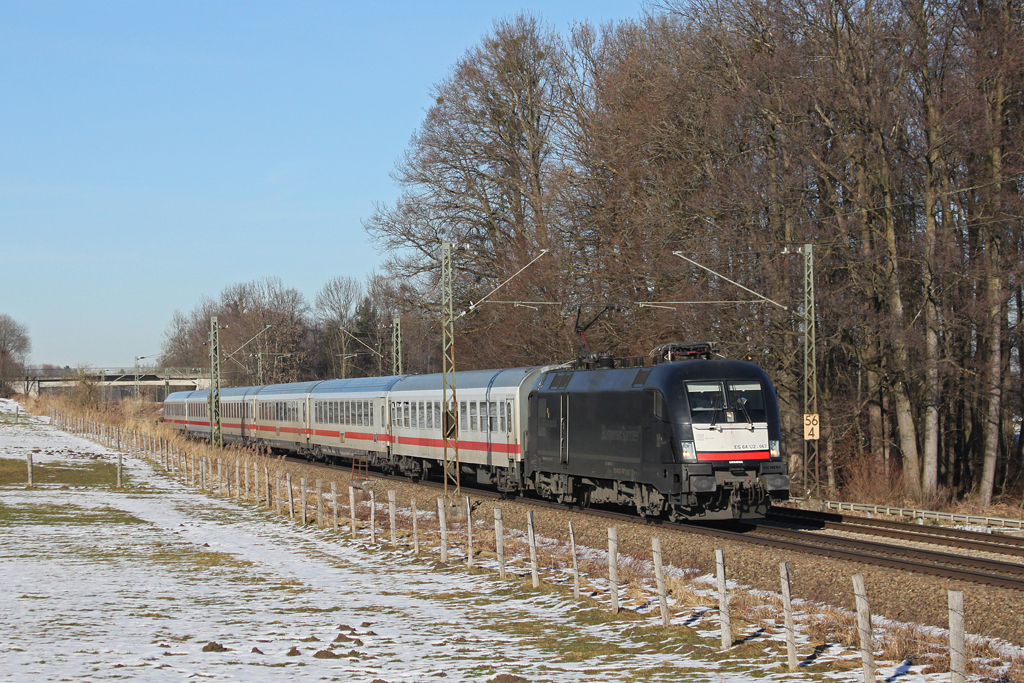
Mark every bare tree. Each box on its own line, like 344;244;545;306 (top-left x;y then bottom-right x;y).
0;314;31;397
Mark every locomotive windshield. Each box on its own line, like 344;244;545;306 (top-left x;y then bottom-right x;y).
685;380;767;424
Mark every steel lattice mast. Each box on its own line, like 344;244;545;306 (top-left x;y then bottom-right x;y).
209;315;223;447
440;242;460;496
802;244;818;496
391;317;403;375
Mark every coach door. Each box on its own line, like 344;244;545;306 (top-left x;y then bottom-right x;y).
501;398;514;459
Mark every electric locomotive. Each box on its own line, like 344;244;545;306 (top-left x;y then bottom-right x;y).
163;342;789;521
526;345;789;520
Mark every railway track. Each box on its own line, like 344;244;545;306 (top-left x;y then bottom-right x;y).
286;455;1024;592
767;506;1024;559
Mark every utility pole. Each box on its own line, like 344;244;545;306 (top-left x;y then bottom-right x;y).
134;355;154;401
209;316;222;447
441;242;460;496
801;244;819;497
391;317;403;375
134;357;141;400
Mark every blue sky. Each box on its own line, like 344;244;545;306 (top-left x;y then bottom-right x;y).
1;0;645;368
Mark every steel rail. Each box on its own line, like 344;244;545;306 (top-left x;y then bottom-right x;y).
769;507;1024;558
742;523;1024;576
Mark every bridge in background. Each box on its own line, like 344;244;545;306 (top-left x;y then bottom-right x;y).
22;367;210;402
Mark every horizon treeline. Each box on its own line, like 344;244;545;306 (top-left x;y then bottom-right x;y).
165;0;1024;507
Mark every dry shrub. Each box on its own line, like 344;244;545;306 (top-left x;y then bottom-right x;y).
1006;653;1024;683
750;604;781;623
805;609;858;648
625;580;647;601
879;623;935;664
665;576;716;608
840;454;907;506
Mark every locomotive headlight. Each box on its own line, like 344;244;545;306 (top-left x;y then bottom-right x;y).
681;441;697;461
769;440;781;460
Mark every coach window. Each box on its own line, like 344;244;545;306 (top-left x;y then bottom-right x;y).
365;401;371;426
459;402;467;430
489;402;497;432
426;402;433;430
369;401;374;427
434;402;441;430
469;402;477;431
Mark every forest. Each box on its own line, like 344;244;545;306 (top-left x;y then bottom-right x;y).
161;0;1024;509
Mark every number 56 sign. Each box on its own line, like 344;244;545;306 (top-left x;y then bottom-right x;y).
803;414;820;441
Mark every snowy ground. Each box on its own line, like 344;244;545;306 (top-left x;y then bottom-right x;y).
0;400;963;682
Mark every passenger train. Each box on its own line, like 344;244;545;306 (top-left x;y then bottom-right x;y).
164;344;790;520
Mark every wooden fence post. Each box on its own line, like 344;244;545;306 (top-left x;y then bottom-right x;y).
780;561;798;671
716;549;731;650
528;511;539;588
349;486;357;538
851;574;876;683
276;471;283;514
369;490;376;544
263;464;270;508
495;508;505;580
300;477;307;525
117;452;123;488
465;495;473;568
412;498;419;554
388;490;397;545
331;481;338;530
569;520;579;600
26;452;33;488
438;498;448;564
317;479;324;527
653;536;669;626
608;526;619;612
286;473;295;519
948;589;966;683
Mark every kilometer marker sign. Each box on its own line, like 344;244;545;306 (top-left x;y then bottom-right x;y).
803;414;819;441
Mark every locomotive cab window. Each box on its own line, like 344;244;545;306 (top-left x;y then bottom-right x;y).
686;382;729;423
727;381;767;423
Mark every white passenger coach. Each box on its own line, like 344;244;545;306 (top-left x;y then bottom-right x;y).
164;366;553;487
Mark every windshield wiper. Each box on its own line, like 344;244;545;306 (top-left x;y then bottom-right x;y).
709;392;723;428
736;396;753;428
